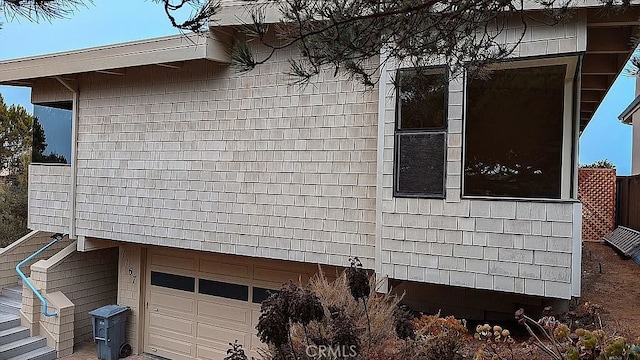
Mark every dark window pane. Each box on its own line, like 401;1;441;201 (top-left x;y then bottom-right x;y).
398;69;447;129
396;133;445;196
252;287;277;304
199;279;248;301
150;271;195;292
464;65;565;198
32;102;72;164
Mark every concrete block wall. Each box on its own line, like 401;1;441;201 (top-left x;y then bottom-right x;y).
378;16;586;299
28;164;70;234
70;49;378;268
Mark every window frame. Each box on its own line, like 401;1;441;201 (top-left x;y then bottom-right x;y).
150;271;196;292
461;55;579;201
198;278;249;302
31;101;73;166
393;66;449;199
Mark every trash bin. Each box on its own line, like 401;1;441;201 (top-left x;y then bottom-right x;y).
89;305;131;360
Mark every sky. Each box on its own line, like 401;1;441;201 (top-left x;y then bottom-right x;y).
0;1;636;175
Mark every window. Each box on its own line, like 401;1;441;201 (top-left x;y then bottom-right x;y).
252;287;277;304
150;271;195;292
464;64;566;198
395;68;448;197
32;102;72;164
199;279;249;301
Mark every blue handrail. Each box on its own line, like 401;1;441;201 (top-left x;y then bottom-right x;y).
16;233;67;317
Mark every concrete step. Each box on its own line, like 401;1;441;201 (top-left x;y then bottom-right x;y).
0;336;47;359
0;327;28;346
1;287;22;302
6;346;56;360
0;296;21;316
0;314;20;332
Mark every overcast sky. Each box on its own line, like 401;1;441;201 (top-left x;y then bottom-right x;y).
0;1;636;174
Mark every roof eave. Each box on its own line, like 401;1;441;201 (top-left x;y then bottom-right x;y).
0;33;231;85
619;94;640;124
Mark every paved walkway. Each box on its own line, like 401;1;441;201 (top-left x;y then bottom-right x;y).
61;341;149;360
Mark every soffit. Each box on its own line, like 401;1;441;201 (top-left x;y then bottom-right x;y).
581;7;640;131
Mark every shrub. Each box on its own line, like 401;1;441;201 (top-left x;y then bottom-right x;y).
300;266;405;359
580;160;615;169
412;312;468;360
473;323;515;360
515;305;640;360
242;259;472;360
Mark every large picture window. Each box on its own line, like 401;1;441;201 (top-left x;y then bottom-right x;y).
32;102;72;164
394;68;448;197
464;64;566;198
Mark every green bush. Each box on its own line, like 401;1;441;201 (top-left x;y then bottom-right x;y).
580;160;615;169
0;181;29;247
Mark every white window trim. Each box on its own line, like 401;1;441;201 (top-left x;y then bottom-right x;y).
461;55;580;201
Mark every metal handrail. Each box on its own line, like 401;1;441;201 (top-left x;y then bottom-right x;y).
15;233;67;317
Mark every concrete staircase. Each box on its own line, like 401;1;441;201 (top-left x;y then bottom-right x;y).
0;284;56;360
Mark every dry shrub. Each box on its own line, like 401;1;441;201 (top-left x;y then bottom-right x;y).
290;269;405;359
410;313;469;360
254;267;471;360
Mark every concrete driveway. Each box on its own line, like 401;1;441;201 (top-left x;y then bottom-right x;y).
61;341;149;360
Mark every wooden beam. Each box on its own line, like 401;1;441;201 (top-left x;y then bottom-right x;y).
77;236;120;252
3;80;34;86
581;75;610;91
581;90;605;103
581;102;598;112
96;69;126;76
156;62;182;70
587;8;640;27
586;27;633;54
582;54;621;75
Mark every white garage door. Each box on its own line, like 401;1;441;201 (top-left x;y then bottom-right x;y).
144;248;329;360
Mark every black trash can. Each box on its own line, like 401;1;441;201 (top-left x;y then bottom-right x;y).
89;305;131;360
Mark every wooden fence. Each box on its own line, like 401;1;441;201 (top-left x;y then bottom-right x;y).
579;168;617;241
616;174;640;232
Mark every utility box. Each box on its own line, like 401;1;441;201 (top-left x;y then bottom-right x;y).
89;305;131;360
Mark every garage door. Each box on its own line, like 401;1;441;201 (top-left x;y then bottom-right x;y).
144;248;328;360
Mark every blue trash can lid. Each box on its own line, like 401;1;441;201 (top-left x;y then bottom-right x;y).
89;304;130;318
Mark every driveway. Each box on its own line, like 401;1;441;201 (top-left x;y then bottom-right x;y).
61;341;149;360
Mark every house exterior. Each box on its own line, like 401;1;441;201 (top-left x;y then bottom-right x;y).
0;3;639;359
619;79;640;176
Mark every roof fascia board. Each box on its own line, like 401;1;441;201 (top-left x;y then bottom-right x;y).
619;94;640;124
0;33;230;84
210;0;640;27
